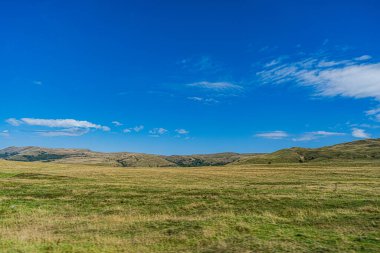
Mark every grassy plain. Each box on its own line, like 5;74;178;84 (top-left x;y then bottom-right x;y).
0;160;378;252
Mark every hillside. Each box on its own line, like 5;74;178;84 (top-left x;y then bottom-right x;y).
0;146;254;167
0;146;176;167
237;138;380;164
1;138;380;166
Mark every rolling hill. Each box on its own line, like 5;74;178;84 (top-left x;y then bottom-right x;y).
1;138;380;166
236;138;380;164
0;146;254;167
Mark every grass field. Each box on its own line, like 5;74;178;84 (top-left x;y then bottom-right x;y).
0;160;379;252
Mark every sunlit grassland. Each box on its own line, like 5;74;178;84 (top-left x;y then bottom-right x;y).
0;160;379;252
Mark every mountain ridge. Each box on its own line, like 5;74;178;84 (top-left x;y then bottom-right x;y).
0;146;256;167
1;138;380;167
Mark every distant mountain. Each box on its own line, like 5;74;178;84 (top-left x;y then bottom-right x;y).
0;146;255;167
1;139;380;167
0;146;174;167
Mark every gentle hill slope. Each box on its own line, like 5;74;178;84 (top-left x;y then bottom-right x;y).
0;146;175;167
1;138;380;166
236;138;380;164
0;146;254;167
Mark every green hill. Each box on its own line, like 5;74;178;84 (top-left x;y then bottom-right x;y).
236;138;380;164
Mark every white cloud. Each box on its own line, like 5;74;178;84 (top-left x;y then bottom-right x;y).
6;118;110;137
292;131;345;141
187;96;203;101
18;118;110;131
187;81;242;91
255;131;288;139
0;130;9;137
112;121;123;126
123;125;144;134
316;60;352;67
349;123;380;129
133;125;144;132
264;58;281;67
6;118;22;126
149;128;168;136
175;129;189;134
352;128;370;138
365;108;380;122
355;55;372;61
366;108;380;116
256;130;346;141
258;55;380;100
187;97;219;103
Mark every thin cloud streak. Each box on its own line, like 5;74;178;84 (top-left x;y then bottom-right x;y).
20;118;110;131
187;81;243;91
292;131;346;141
37;128;90;137
175;129;189;135
0;130;9;137
5;118;110;137
255;131;288;139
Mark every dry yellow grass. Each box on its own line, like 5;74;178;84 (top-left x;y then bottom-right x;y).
0;160;379;252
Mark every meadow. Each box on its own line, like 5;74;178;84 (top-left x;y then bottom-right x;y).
0;160;378;252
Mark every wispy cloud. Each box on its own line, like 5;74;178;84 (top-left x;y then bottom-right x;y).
149;128;168;137
6;118;22;126
5;118;110;137
355;55;372;61
365;108;380;122
264;59;281;67
352;128;370;138
0;130;9;137
187;81;242;91
349;123;380;129
263;57;287;67
17;118;110;131
37;128;90;137
133;125;144;132
187;96;219;104
112;121;123;126
256;130;346;141
258;54;380;100
255;131;288;139
292;131;345;141
123;125;144;133
175;129;189;135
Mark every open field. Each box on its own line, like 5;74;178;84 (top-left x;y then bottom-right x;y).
0;160;379;252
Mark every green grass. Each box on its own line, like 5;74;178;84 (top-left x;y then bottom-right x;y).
0;160;379;252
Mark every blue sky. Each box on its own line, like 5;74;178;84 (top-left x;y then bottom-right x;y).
1;0;380;154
